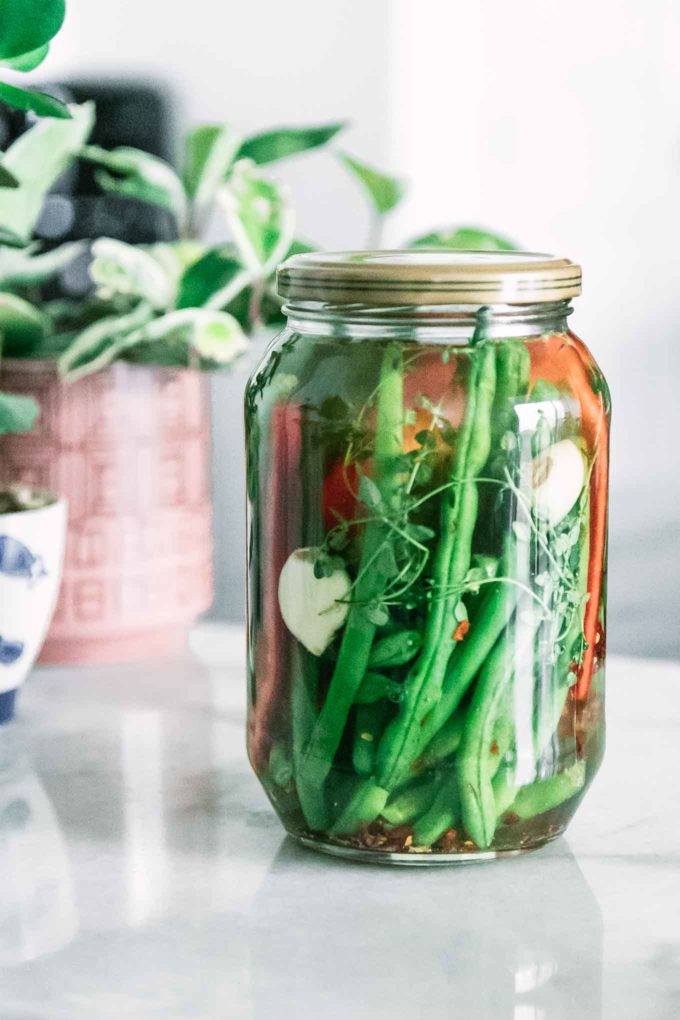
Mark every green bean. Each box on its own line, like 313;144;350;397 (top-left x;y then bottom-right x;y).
330;780;389;836
352;701;390;777
269;742;293;788
417;559;518;751
368;630;422;669
291;648;328;831
413;343;531;759
382;774;439;826
412;770;460;847
457;597;539;849
417;706;466;771
492;763;519;821
502;760;586;821
376;341;497;791
491;341;530;451
355;671;402;705
300;345;404;788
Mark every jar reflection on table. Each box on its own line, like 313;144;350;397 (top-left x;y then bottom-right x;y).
248;840;603;1019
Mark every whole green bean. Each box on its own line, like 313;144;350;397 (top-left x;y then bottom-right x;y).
503;760;586;821
291;648;328;831
490;341;531;451
356;670;402;705
417;560;518;751
352;701;390;777
269;742;293;788
412;769;460;847
300;345;404;788
376;342;497;791
416;706;466;771
382;773;439;826
330;780;389;836
492;763;519;821
414;342;531;756
457;599;539;849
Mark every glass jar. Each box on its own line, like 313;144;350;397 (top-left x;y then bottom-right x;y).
245;252;610;864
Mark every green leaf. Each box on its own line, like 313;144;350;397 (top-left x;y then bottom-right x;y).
60;302;247;382
183;125;240;227
0;80;71;119
59;302;156;382
176;247;249;311
0;163;18;188
140;308;247;365
405;522;435;542
0;241;85;287
81;145;188;231
364;602;390;628
376;543;399;579
358;474;383;509
1;42;49;71
127;308;247;369
238;122;346;165
0;291;50;354
0;391;39;435
454;600;469;623
219;161;295;273
339;152;406;215
0;0;65;61
89;238;175;310
408;226;517;251
0;102;93;244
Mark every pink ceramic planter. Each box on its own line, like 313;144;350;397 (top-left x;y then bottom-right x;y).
0;360;214;664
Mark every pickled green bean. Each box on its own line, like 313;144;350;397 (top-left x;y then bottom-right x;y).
382;774;439;827
352;701;390;777
412;770;460;847
376;342;497;791
301;345;404;788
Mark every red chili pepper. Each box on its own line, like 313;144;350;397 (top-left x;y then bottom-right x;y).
452;620;470;642
530;334;609;700
249;403;302;773
322;459;361;533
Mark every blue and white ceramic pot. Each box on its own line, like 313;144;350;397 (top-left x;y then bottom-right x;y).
0;491;67;723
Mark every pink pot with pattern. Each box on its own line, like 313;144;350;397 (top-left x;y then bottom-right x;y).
0;360;214;664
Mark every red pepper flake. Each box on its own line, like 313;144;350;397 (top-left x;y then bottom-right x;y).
437;828;459;853
453;620;470;642
489;740;500;756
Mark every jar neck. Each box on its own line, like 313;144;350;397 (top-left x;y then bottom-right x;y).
284;300;573;342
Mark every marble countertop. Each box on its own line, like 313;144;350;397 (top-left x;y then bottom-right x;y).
0;623;678;1019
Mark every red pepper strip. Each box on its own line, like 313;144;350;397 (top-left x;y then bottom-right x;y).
249;403;301;772
322;459;361;534
529;333;610;700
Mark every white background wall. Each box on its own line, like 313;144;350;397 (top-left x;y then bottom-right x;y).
34;0;680;655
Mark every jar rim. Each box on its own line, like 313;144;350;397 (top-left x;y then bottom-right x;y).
277;249;582;307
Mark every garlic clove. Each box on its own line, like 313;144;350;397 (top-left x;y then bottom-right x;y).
532;439;586;528
278;548;351;656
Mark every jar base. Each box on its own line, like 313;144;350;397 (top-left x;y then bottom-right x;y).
294;829;563;866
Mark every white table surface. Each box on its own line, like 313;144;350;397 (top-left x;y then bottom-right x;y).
0;623;678;1020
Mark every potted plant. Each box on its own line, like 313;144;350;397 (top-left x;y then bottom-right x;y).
0;7;515;666
0;0;70;718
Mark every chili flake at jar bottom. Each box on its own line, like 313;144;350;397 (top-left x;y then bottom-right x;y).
245;251;610;864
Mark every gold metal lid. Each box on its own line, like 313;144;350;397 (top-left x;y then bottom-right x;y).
277;250;582;306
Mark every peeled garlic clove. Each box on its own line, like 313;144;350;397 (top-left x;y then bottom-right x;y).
532;439;586;528
278;548;351;656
